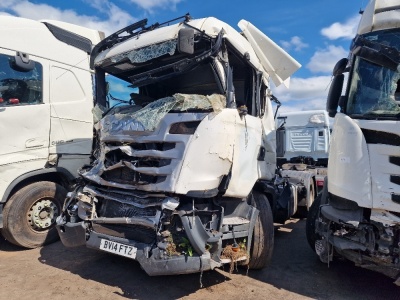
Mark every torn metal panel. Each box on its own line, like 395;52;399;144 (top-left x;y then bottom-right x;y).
224;114;263;198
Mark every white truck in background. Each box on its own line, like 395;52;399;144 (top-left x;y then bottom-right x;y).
56;14;303;275
276;110;330;169
275;110;331;216
307;0;400;285
0;16;104;248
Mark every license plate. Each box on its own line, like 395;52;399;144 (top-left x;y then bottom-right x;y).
99;239;137;259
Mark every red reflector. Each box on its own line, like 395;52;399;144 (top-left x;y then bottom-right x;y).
0;98;3;103
9;98;19;104
316;180;324;186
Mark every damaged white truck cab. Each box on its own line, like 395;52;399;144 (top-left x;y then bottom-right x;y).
306;0;400;284
0;16;103;248
56;15;300;275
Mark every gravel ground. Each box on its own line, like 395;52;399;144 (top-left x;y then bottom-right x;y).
1;218;398;300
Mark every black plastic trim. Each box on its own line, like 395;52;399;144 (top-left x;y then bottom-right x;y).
361;129;400;146
329;193;360;210
389;156;400;167
391;175;400;186
392;194;400;204
186;188;219;198
44;22;93;53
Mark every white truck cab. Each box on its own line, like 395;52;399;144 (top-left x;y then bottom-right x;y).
276;110;331;167
56;14;301;275
307;0;400;285
0;16;103;248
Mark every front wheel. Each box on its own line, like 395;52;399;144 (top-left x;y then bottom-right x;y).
248;191;274;269
2;181;66;248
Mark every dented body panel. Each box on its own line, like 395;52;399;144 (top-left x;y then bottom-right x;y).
57;15;300;275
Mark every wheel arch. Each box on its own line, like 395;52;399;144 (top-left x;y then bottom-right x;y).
1;167;74;204
253;181;277;212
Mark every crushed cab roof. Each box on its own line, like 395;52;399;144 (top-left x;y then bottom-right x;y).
94;17;301;87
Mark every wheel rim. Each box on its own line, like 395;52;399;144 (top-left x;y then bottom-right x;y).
27;198;59;231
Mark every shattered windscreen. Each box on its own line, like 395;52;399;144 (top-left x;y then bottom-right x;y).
111;40;177;64
347;57;400;117
101;93;226;136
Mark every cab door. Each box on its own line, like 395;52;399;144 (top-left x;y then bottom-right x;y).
0;50;50;167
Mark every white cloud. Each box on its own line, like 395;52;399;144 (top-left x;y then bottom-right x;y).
129;0;183;11
307;45;348;74
272;76;332;111
321;15;360;40
280;36;308;52
0;0;135;36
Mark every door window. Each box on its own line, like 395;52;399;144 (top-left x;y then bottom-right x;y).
0;53;43;106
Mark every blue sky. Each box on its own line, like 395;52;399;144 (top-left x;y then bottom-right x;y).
0;0;368;112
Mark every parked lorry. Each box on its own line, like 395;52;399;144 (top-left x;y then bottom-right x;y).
306;0;400;285
0;16;104;248
276;110;330;168
56;14;302;275
274;110;331;215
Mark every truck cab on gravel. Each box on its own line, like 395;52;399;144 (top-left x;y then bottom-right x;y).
56;15;301;275
0;16;103;248
306;0;400;285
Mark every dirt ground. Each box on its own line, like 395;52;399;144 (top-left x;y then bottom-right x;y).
0;219;398;300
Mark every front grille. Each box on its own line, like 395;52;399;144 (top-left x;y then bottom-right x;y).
99;198;159;218
92;191;162;244
289;131;312;152
101;142;174;186
102;167;165;185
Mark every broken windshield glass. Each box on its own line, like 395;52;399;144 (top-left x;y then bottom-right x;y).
101;93;226;136
111;40;177;64
347;57;400;117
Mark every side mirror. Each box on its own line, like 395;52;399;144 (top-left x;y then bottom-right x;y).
13;52;35;71
333;58;348;76
177;28;194;55
326;74;344;117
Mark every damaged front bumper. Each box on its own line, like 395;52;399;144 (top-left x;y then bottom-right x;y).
57;222;216;275
56;187;256;276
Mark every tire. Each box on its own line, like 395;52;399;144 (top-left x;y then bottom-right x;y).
248;191;274;269
2;181;67;248
306;193;322;252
